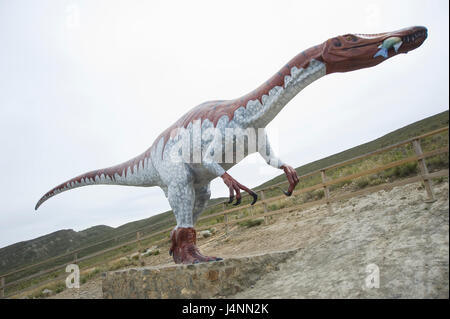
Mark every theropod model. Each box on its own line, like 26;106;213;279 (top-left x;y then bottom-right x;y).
36;26;427;264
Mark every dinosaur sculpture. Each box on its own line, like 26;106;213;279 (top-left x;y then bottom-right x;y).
36;26;427;264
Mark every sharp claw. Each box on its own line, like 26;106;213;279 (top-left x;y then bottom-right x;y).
228;196;234;204
277;186;292;197
283;190;292;197
169;250;173;256
215;257;223;261
250;193;258;205
233;197;241;206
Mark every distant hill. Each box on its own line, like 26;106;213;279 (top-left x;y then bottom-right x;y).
0;225;114;273
0;109;448;275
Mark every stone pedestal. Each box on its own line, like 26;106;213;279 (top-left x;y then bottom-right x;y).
102;249;297;299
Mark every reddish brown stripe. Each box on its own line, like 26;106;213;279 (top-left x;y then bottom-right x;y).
152;43;325;155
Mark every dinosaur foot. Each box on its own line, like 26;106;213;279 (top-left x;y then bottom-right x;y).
170;227;222;264
169;228;179;261
221;172;258;206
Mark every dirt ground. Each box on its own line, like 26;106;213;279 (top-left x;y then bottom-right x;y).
50;180;449;299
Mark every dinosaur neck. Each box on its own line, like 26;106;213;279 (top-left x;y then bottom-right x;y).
236;43;327;128
149;43;328;153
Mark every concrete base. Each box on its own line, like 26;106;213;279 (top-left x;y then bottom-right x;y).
102;249;297;299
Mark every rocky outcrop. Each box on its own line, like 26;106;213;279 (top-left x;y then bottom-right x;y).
102;249;297;299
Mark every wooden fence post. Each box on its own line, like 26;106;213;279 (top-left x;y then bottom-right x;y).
137;232;142;261
137;232;141;250
413;139;436;202
223;203;229;235
0;276;5;298
260;190;268;225
321;170;334;214
73;253;78;264
224;214;229;235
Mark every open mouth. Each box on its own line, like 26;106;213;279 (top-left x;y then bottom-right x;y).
344;28;428;54
373;28;428;59
401;28;427;44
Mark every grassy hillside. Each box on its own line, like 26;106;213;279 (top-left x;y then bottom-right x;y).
257;110;449;189
1;110;448;278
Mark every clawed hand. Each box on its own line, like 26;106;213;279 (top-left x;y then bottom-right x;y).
280;165;299;196
221;173;258;206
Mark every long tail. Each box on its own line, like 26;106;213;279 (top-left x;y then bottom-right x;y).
35;150;156;210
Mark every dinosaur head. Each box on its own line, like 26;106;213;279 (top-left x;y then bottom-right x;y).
321;26;428;74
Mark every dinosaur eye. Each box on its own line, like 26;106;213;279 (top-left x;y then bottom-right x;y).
345;35;358;42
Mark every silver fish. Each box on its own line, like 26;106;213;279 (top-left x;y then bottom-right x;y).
373;37;403;59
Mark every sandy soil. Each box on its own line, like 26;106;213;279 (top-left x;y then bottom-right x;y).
50;180;449;299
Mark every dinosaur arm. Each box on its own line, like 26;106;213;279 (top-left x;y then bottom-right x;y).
203;160;226;178
258;131;299;195
257;131;285;169
200;132;258;206
201;131;226;177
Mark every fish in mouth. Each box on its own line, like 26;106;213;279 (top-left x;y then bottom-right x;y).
373;28;428;59
374;37;403;58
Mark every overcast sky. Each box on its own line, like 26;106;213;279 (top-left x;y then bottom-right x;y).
0;0;448;248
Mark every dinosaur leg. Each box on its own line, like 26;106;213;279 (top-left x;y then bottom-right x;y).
166;179;198;264
191;184;223;262
167;180;221;264
192;183;211;224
